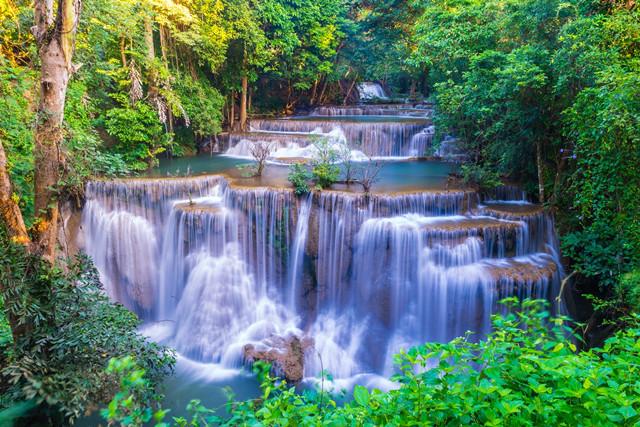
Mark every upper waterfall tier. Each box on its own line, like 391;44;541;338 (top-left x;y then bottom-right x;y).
80;174;563;378
249;117;432;157
310;104;433;117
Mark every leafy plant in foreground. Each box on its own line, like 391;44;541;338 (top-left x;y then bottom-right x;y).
0;230;175;424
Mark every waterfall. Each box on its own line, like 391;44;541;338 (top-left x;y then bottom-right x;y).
226;132;314;158
80;169;562;382
310;105;432;117
408;126;435;157
249;118;430;157
79;91;565;385
289;193;312;310
225;128;371;162
358;82;388;100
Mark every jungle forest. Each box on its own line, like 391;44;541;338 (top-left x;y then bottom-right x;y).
0;0;639;425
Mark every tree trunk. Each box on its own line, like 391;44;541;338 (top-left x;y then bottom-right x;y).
309;78;318;105
285;81;293;113
318;77;329;105
536;141;545;204
32;0;80;262
240;75;248;131
120;35;127;67
409;79;416;99
144;16;155;61
0;143;30;341
343;75;358;106
159;24;168;62
0;0;80;345
248;86;252;115
229;91;235;131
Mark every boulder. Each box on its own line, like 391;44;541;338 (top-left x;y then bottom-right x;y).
243;334;314;383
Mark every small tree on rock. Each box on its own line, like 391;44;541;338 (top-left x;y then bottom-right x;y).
250;141;273;177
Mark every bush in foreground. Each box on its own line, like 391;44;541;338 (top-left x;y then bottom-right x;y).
0;231;175;424
104;299;640;426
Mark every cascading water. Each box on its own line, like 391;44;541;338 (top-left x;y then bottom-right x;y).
358;82;388;100
83;178;299;367
248;118;430;157
310;105;432;117
79;100;564;389
225;128;370;162
80;175;563;384
225;101;435;159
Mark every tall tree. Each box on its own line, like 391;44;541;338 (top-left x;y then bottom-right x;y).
31;0;82;261
0;0;81;340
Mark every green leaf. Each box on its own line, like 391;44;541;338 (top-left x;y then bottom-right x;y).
353;385;370;407
618;406;637;419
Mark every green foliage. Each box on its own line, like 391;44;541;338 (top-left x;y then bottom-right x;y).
287;163;313;196
105;99;170;171
0;230;175;423
410;0;640;291
104;299;640;426
101;356;167;426
286;138;340;193
312;163;340;189
460;163;502;190
0;58;36;221
63;80;131;190
0;297;11;349
561;61;640;286
311;137;340;189
175;75;225;139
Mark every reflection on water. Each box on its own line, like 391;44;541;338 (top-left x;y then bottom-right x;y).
151;154;457;193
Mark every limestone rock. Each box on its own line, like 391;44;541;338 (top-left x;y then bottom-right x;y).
243;333;314;383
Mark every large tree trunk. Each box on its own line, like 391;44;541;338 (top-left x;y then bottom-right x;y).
145;16;159;102
309;78;319;105
120;36;127;67
409;79;417;99
318;77;329;105
240;75;248;131
32;0;81;262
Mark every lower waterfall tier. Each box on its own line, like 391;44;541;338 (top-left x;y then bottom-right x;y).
79;175;563;380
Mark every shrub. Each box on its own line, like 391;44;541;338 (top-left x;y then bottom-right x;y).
311;162;340;189
0;230;175;424
309;137;340;189
288;163;313;195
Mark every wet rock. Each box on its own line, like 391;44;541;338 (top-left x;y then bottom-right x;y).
243;334;314;383
435;136;468;161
